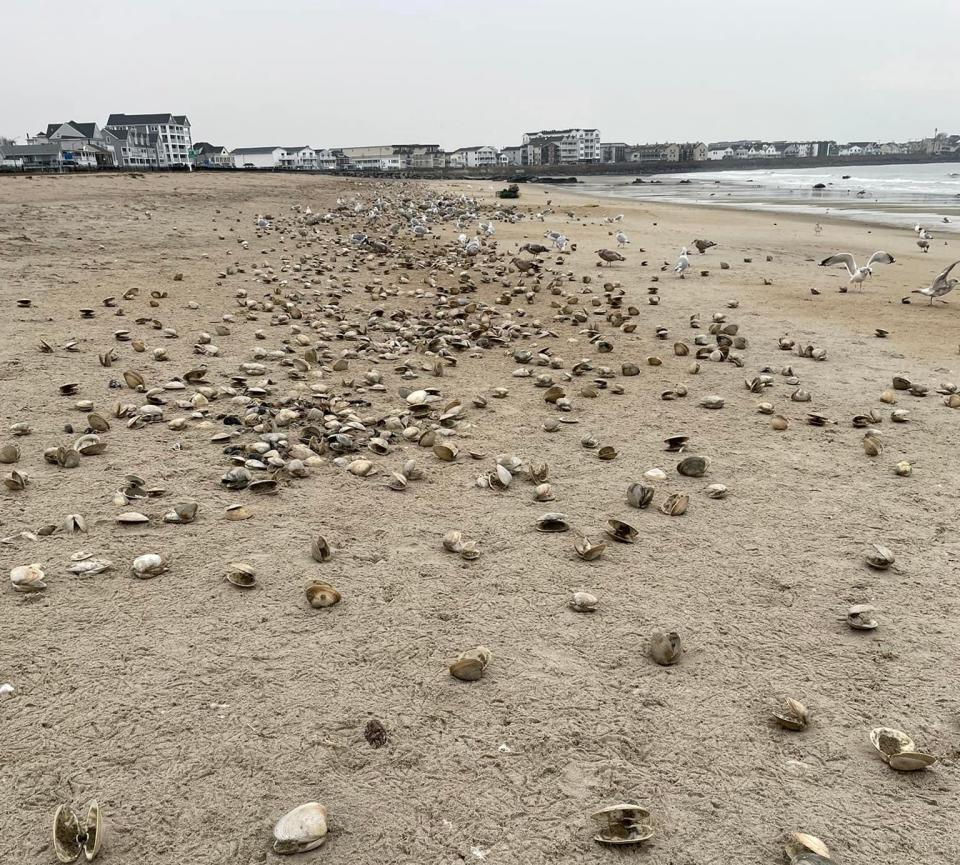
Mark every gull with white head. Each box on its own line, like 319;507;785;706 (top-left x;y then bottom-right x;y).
911;260;960;305
819;251;895;290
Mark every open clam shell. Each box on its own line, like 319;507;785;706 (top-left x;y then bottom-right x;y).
536;512;569;532
784;832;831;862
605;518;637;543
310;535;332;563
226;562;257;588
847;604;878;630
659;493;689;516
627;483;654;509
11;563;47;593
272;802;328;855
574;537;606;561
773;698;809;731
449;646;491;681
52;800;101;863
649;631;682;665
865;544;894;570
870;727;937;770
591;804;654;845
305;581;341;608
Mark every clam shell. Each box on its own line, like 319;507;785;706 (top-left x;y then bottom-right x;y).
117;512;149;525
536;512;569;533
11;563;47;593
574;537;606;561
53;804;82;863
597;445;618;461
784;832;831;862
534;483;554;502
847;604;878;630
306;581;341;608
888;750;938;771
433;443;458;462
272;802;328;855
570;591;598;612
604;518;637;543
449;646;491;681
865;543;894;569
131;553;166;578
84;800;102;862
226;562;257;588
626;483;654;509
704;483;728;499
0;443;21;464
68;558;112;576
677;455;709;477
591;804;654;846
870;726;915;762
659;493;689;516
773;697;809;731
649;630;682;665
442;530;464;553
310;535;332;563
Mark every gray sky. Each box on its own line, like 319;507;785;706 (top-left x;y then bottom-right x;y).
4;0;957;148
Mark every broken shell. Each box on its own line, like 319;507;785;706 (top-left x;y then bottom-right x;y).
895;460;912;477
305;581;341;608
11;563;47;593
785;833;831;863
272;802;328;855
225;562;257;588
773;697;810;731
591;804;654;846
68;558;112;576
649;630;682;665
847;604;878;631
659;493;689;516
574;537;607;561
570;591;598;612
704;483;728;499
131;553;166;578
536;512;570;532
310;535;332;562
677;455;710;477
442;530;464;553
626;483;654;509
605;518;638;543
865;543;894;570
449;646;491;681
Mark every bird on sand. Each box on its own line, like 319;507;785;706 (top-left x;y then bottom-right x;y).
511;257;540;273
674;247;690;277
911;260;960;305
819;251;895;290
520;242;550;255
596;249;625;266
615;231;629;248
692;238;716;254
464;238;481;256
917;238;930;253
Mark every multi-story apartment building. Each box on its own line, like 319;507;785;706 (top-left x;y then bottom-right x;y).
600;142;628;163
448;145;499;168
280;146;317;169
521;128;600;164
499;146;524;166
628;142;706;163
337;144;443;170
105;113;192;167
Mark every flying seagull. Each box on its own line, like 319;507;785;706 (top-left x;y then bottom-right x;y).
819;251;895;290
911;260;960;305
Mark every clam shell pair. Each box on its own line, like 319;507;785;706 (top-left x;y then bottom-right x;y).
569;591;598;612
310;535;332;563
676;455;709;477
449;646;491;681
273;802;328;855
573;537;606;561
442;530;480;561
847;604;878;630
131;554;166;579
659;493;688;516
870;727;937;771
626;483;654;509
865;544;894;570
605;519;637;543
53;800;101;863
11;563;47;593
226;562;256;588
772;698;809;731
537;512;569;532
591;804;653;845
305;581;341;608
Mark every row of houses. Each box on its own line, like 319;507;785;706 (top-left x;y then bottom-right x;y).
704;135;960;160
0;114;194;169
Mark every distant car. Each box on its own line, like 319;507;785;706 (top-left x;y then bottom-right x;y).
243;163;255;169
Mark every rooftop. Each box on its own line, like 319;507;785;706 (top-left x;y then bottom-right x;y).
230;146;282;154
107;113;190;127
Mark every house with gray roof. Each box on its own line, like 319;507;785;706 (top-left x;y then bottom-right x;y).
105;113;192;166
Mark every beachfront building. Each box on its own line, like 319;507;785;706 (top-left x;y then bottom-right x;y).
521;128;600;164
31;122;119;167
193;143;233;167
338;144;444;170
0;142;65;169
600;142;628;163
108;127;163;167
627;142;706;163
105;114;193;167
315;149;348;170
499;146;524;166
280;146;317;169
448;146;499;168
708;146;735;160
231;147;286;168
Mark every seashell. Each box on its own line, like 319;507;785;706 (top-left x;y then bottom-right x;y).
700;394;724;409
890;409;909;423
347;460;373;477
570;591;598;612
591;803;654;846
677;455;709;477
131;553;166;578
225;562;257;588
772;697;810;731
272;802;328;855
643;468;667;482
895;460;912;477
53;800;101;864
87;413;110;432
863;434;883;457
543;385;565;403
663;435;688;452
117;512;149;525
527;461;548;483
386;472;408;491
574;537;606;561
442;530;464;553
704;483;728;499
659;493;689;516
891;375;911;390
534;483;554;502
626;483;654;509
621;363;640;376
68;558;112;576
771;414;789;431
879;389;897;404
225;504;252;521
542;418;560;432
433;443;458;462
847;603;878;630
757;402;775;415
597;445;618;461
580;433;599;449
865;543;894;569
647;356;662;366
221;466;251;490
649;630;682;665
791;388;811;402
806;412;832;427
305;581;341;608
11;563;47;593
123;370;145;390
310;535;332;562
401;459;422;480
10;422;31;436
62;514;86;533
784;832;831;862
163;501;198;524
0;443;21;464
460;540;481;561
870;727;937;771
3;469;29;491
536;512;569;533
944;393;960;409
673;341;689;356
605;518;638;543
449;646;491;681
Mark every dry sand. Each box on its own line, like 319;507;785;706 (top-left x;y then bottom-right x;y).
1;171;958;864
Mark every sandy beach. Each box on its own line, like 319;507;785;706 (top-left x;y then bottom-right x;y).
1;171;958;864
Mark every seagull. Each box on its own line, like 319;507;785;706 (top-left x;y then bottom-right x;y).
615;230;629;248
692;238;716;254
911;260;960;304
674;247;690;277
596;249;625;265
917;238;930;253
479;221;495;236
553;234;568;251
818;251;895;290
520;242;550;254
464;238;481;256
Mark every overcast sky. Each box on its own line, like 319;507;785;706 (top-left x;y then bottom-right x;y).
4;0;957;148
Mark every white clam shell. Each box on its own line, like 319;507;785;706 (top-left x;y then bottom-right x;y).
273;802;328;855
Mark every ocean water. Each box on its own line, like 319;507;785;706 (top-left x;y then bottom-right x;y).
569;163;960;232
